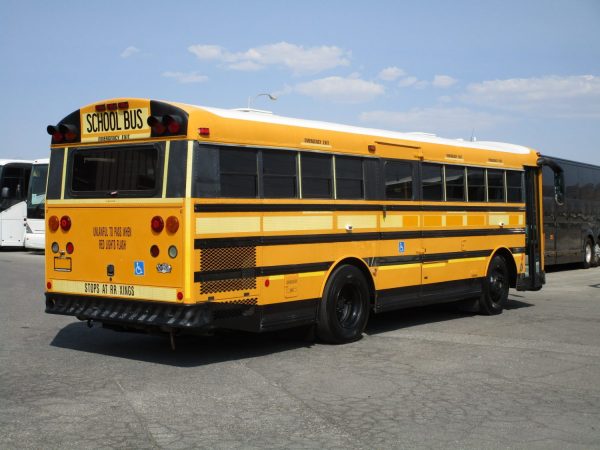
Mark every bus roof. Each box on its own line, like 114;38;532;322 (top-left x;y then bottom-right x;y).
197;105;533;156
0;159;33;166
32;158;50;165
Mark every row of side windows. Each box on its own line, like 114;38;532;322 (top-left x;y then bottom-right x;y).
192;144;524;203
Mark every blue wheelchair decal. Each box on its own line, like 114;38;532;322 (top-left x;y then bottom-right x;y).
398;241;405;253
134;261;145;276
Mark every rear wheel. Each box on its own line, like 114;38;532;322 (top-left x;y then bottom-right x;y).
583;238;593;269
593;242;600;268
317;265;370;344
478;255;509;315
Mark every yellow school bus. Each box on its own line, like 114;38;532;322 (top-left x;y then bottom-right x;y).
44;98;563;343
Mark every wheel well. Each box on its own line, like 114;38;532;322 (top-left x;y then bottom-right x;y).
493;248;518;288
328;257;376;307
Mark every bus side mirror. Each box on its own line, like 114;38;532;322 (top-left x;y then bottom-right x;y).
554;172;564;206
1;187;9;199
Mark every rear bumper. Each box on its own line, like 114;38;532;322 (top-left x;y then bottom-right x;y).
45;293;317;333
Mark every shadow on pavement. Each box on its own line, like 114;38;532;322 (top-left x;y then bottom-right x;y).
50;321;312;368
50;297;534;366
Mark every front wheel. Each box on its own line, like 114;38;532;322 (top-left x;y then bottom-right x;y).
317;265;370;344
478;255;509;315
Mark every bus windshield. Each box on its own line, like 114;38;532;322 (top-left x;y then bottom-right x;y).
69;145;160;198
27;163;48;219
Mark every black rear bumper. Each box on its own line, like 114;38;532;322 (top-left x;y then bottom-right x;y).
45;293;318;333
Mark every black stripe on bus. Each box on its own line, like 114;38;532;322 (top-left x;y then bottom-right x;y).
194;248;511;283
194;228;525;249
194;262;333;283
372;249;493;267
194;203;525;213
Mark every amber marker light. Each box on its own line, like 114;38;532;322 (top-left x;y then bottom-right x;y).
48;216;59;232
166;216;179;234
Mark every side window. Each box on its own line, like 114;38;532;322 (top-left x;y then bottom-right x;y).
301;153;333;199
506;171;524;203
467;167;485;202
336;156;364;199
263;150;297;198
421;163;443;201
220;147;258;198
445;166;465;201
384;160;413;200
487;169;505;202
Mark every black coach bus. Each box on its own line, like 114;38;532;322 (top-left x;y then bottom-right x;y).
542;156;600;268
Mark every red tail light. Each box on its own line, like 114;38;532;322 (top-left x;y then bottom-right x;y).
166;216;179;234
48;216;59;232
60;215;71;231
151;216;164;233
66;242;74;254
148;116;166;135
150;245;160;257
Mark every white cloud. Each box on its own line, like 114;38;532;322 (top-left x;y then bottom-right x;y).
294;76;385;103
162;71;208;84
397;76;419;88
120;46;140;58
378;66;405;81
359;107;503;133
432;75;458;88
461;75;600;118
188;42;350;75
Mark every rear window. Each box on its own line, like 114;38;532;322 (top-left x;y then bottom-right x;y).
70;145;159;197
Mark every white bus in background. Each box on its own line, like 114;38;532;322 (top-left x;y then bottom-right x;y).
0;160;32;248
25;158;49;250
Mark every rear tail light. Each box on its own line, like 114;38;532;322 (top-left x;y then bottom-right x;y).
150;245;160;257
166;216;179;234
48;216;59;232
60;215;71;231
66;242;74;254
151;216;164;233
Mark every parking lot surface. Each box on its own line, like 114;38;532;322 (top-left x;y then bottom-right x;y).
1;250;599;449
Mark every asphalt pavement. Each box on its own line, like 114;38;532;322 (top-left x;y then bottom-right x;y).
1;250;599;449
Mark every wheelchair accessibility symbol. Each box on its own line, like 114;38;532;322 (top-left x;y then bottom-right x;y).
134;261;145;276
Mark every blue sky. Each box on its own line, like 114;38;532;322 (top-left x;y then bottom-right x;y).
1;0;599;164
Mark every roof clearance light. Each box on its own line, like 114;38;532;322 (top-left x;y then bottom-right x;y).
151;216;164;233
95;104;107;112
48;216;59;232
198;127;210;137
117;101;129;109
147;116;166;135
107;103;118;111
164;115;182;134
60;215;72;231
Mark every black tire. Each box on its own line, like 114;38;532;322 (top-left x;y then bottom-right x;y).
478;255;509;315
317;265;370;344
583;238;593;269
593;242;600;268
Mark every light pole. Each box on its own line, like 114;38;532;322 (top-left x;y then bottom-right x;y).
247;93;277;109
